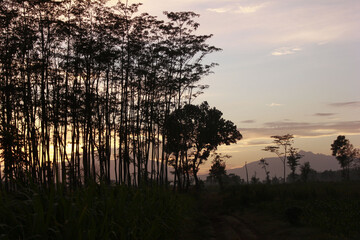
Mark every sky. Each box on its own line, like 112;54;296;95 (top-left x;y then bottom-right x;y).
113;0;360;174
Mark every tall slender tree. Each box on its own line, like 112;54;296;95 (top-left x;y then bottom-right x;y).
0;0;221;190
263;134;294;183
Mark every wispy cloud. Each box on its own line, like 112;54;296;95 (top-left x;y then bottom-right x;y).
311;129;337;134
267;103;283;107
317;41;329;46
329;101;360;108
246;140;270;146
240;120;360;140
314;113;336;117
271;47;302;56
264;121;311;128
207;7;231;13
241;120;256;124
235;4;266;14
207;3;266;14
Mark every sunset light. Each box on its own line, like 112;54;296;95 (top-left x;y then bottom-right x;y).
1;1;359;238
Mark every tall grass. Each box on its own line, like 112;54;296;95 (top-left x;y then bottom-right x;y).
0;183;194;239
218;182;360;238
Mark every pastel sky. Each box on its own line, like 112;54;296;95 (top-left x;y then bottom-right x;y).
113;0;360;173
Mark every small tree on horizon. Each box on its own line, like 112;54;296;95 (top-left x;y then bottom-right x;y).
250;171;260;184
331;135;358;180
287;147;303;182
263;134;294;183
300;162;313;182
271;175;281;184
209;153;230;188
259;158;270;184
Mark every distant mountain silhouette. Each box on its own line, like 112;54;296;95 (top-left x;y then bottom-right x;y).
201;151;340;181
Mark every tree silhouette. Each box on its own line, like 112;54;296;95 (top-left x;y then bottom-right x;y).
0;0;221;190
250;172;260;184
259;158;270;184
300;162;312;182
331;135;357;180
263;134;294;183
165;102;242;189
287;147;302;182
209;153;230;188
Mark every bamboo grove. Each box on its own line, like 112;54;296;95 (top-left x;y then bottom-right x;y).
0;0;223;190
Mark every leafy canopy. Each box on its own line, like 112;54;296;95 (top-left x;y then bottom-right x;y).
165;102;242;185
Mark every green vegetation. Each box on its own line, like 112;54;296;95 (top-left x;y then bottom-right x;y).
0;184;195;239
207;182;360;239
2;182;359;239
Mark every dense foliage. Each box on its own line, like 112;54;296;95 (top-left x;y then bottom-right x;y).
165;102;241;189
331;135;359;180
0;0;220;190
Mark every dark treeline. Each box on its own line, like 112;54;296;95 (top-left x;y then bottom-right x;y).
0;0;221;190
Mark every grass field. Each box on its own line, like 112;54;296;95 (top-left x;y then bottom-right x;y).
0;183;195;239
198;182;360;239
1;182;359;239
